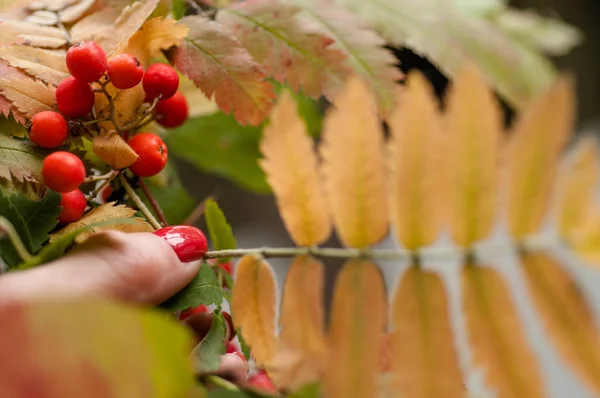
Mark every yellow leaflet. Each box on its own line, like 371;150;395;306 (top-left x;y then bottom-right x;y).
324;260;386;398
0;75;55;118
124;17;189;66
556;136;599;237
391;266;465;397
506;75;575;238
231;254;278;367
320;76;388;248
444;64;503;246
260;92;332;246
0;45;69;86
462;264;545;398
388;71;442;250
521;252;600;393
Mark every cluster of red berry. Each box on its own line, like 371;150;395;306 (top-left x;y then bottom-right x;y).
27;41;190;225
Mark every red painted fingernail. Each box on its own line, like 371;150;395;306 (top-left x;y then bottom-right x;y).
153;225;208;263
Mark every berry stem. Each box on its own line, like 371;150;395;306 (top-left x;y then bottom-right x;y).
119;96;161;132
205;375;239;391
139;178;168;226
119;174;162;230
0;216;32;262
95;80;121;133
88;170;120;202
83;170;118;183
182;193;217;225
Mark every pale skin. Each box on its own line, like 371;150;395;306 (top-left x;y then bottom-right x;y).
0;230;247;381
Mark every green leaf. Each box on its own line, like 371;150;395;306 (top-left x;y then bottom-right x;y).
166;112;270;194
0;133;47;187
208;390;253;398
0;196;31;267
160;263;224;311
288;383;321;398
205;199;236;252
142;161;196;225
0;297;196;397
236;328;252;361
272;81;323;137
171;0;185;19
192;310;227;372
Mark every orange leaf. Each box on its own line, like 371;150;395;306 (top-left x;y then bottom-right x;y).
324;260;387;398
92;130;139;169
172;15;276;126
0;74;55;118
0;45;69;86
260;92;331;246
391;266;465;397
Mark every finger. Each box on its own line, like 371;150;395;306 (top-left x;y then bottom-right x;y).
0;230;201;305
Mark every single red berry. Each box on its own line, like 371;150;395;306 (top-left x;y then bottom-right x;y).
42;151;86;193
222;311;237;342
154;91;188;128
56;76;95;118
66;41;107;82
58;189;86;224
107;54;144;89
153;225;208;263
142;63;179;101
29;111;68;148
219;261;233;275
128;132;168;177
226;341;239;353
248;371;277;393
99;185;114;203
178;304;209;321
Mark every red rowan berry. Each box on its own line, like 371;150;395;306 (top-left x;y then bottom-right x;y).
42;151;86;193
56;76;95;118
178;305;209;321
29;111;68;148
142;63;179;101
153;225;208;263
155;92;188;128
66;41;107;82
107;54;144;89
128;132;168;177
99;184;114;203
58;189;86;224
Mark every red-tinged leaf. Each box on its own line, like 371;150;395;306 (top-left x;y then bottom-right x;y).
0;74;56;119
0;62;27;123
171;15;276;126
218;0;350;100
0;298;196;397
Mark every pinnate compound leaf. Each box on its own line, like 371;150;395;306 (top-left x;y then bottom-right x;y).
161;263;224;311
57;0;97;24
0;134;45;186
231;254;278;367
291;0;401;117
0;192;32;267
506;75;574;238
172;16;276;126
462;264;545;398
556;136;599;238
49;202;153;244
320;76;388;248
0;20;67;48
218;0;349;100
324;260;386;398
0;45;69;86
125;17;189;64
260;91;331;246
444;64;503;246
520;252;600;393
192;311;227;372
391;266;464;397
205;199;236;252
0;298;196;397
0;75;56;118
388;72;442;250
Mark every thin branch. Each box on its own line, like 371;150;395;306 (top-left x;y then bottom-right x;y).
205;375;239;391
0;216;32;262
139;178;168;226
84;170;118;183
183;193;217;225
88;170;121;202
95;81;121;133
119;174;162;230
120;96;161;132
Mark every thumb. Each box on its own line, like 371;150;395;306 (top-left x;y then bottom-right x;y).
0;229;203;305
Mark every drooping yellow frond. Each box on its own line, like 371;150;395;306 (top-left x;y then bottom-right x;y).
462;264;545;398
324;260;387;398
444;64;503;246
388;71;442;250
506;75;575;239
568;207;600;265
231;254;278;368
320;76;389;248
520;252;600;393
260;92;332;246
391;266;465;397
556;136;599;237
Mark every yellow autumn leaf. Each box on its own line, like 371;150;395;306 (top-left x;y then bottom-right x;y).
93;130;139;169
124;17;189;65
556;136;599;237
568;207;600;265
391;266;465;398
320;76;388;248
50;202;154;244
0;45;69;86
388;71;442;250
444;64;503;246
178;73;218;118
231;254;278;368
324;260;386;398
260;92;332;246
0;20;67;48
462;264;545;398
520;252;600;393
0;75;55;118
506;75;575;239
